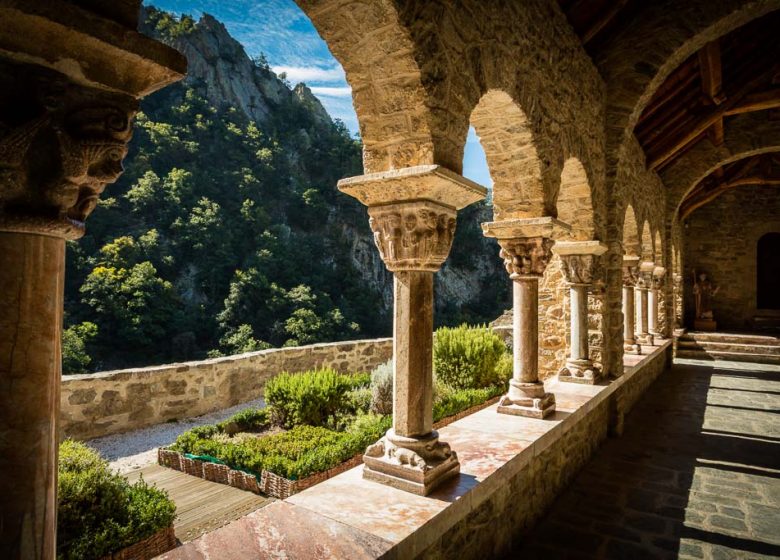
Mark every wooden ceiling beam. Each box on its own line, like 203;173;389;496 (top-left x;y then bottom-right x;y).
699;41;726;105
680;157;780;219
724;88;780;116
581;0;628;44
648;64;780;170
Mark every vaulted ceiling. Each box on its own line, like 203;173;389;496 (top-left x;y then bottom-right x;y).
558;2;780;217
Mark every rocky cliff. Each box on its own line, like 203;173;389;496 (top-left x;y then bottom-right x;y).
139;7;507;320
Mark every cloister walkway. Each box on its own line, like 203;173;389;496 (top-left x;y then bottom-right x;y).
515;358;780;559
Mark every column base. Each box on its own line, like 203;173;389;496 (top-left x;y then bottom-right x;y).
362;429;460;496
497;381;556;419
558;359;600;384
637;333;654;345
624;341;642;355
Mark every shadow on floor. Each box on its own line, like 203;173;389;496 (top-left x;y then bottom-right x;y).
509;360;780;559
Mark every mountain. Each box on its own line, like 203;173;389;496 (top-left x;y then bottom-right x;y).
61;7;508;373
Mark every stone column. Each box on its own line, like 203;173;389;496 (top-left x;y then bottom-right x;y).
483;218;570;419
650;266;667;339
339;165;486;496
673;272;684;331
0;7;184;557
636;262;655;345
623;255;641;355
553;241;608;384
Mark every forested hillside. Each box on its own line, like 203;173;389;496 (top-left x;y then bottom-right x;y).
62;8;508;373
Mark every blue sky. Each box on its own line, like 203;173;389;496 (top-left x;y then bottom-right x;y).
146;0;492;187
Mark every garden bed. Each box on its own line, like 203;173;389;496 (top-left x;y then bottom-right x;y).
157;325;511;499
99;525;176;560
157;394;501;499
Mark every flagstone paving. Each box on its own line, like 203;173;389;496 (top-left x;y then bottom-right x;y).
514;359;780;559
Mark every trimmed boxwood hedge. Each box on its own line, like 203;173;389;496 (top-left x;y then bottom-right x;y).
169;325;510;483
57;440;176;560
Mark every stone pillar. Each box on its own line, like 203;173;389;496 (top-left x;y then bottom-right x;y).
483;218;570;418
553;241;608;384
0;6;184;557
649;266;667;338
673;272;684;331
636;262;655;345
623;256;641;355
650;266;667;339
339;165;487;496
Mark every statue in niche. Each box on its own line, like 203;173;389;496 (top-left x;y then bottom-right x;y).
693;270;719;331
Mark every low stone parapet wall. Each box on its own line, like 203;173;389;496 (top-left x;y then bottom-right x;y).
60;338;392;440
158;340;673;559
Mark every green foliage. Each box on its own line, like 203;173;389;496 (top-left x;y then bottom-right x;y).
62;322;97;374
433;324;508;389
433;385;504;423
265;368;368;428
218;324;271;356
216;407;270;435
57;440;175;560
369;360;393;415
172;415;391;480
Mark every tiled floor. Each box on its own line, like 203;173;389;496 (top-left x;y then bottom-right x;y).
515;359;780;559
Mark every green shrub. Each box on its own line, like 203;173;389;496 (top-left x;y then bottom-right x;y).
433;386;504;422
217;407;270;434
433;324;508;389
265;368;367;428
57;440;175;560
369;360;393;415
346;387;372;414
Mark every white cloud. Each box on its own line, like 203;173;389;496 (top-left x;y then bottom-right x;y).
310;86;352;98
272;65;345;84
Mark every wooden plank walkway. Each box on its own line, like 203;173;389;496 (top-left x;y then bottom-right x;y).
125;464;273;543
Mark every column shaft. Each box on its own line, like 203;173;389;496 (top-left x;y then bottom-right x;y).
393;271;433;438
570;284;588;362
513;277;539;384
623;285;638;349
648;288;658;335
0;233;64;560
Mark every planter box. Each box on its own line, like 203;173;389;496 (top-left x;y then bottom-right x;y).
99;525;176;560
157;396;500;500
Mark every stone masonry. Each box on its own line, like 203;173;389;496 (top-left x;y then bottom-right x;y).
61;338;392;440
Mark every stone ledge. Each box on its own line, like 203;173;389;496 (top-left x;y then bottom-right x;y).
160;340;672;559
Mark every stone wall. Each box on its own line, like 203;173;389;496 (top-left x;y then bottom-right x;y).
61;338;392;440
683;186;780;330
414;344;670;559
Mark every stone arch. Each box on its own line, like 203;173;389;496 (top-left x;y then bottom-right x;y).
555;157;596;241
469;90;545;220
661;114;780;219
294;0;439;173
601;0;780;176
622;204;640;256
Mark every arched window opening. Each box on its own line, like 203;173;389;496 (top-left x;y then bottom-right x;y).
757;232;780;310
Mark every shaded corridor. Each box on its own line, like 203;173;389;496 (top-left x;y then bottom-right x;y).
515;359;780;559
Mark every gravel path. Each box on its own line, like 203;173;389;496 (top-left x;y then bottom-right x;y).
88;398;266;473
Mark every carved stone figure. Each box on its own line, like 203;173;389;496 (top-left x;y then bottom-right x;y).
693;270;720;330
0;60;137;239
367;202;456;272
498;236;554;278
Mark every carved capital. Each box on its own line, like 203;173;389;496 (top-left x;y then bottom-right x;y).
498;236;554;279
0;61;138;239
559;253;598;285
622;264;639;287
367;201;457;272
